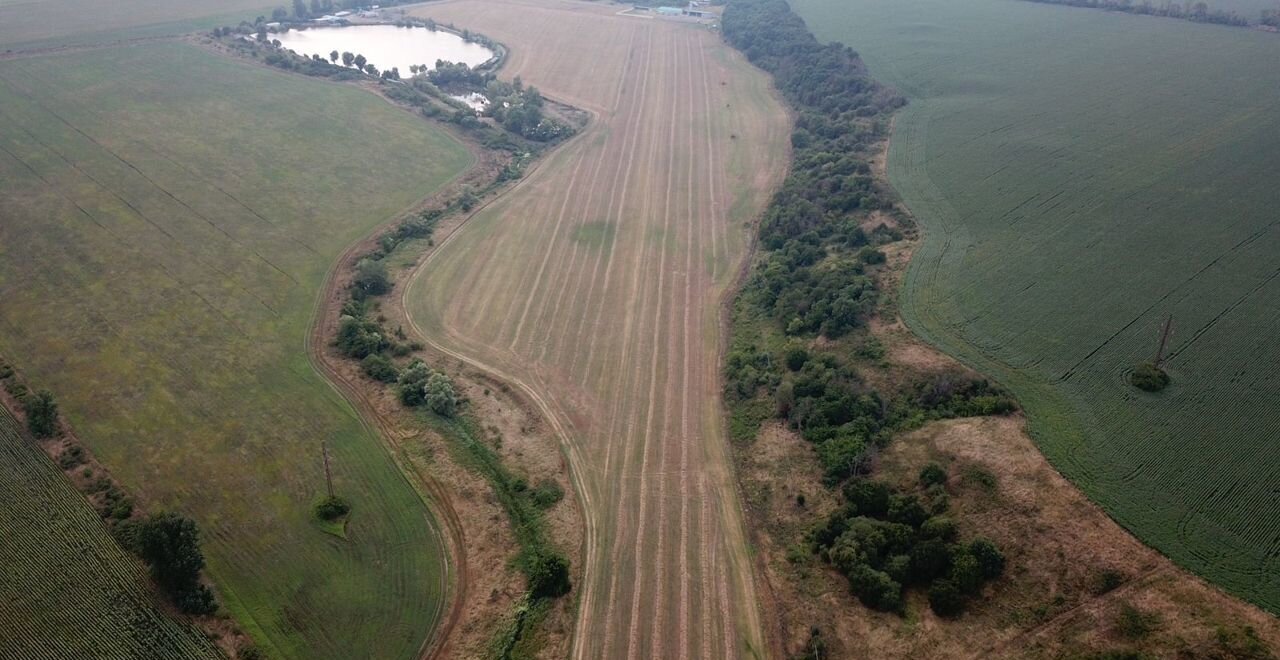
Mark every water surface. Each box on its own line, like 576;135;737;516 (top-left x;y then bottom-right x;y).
273;24;493;75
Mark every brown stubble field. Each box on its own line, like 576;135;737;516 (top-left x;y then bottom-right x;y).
403;0;790;656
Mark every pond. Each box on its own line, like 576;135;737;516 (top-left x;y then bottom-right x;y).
272;24;494;76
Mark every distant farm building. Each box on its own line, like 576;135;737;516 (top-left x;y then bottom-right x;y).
656;6;683;16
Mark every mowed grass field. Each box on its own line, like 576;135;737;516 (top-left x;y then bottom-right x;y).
0;43;472;657
0;0;273;50
404;0;790;656
0;408;221;660
791;0;1280;612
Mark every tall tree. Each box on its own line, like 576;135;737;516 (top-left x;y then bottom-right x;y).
329;49;339;63
341;51;355;67
292;0;308;19
23;390;58;438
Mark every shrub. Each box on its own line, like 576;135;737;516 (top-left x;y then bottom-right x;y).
817;433;867;482
920;516;957;542
969;538;1005;579
425;372;458;417
315;495;351;521
848;563;903;612
361;354;400;383
336;316;389;359
525;550;571;599
397;360;433;406
57;444;85;469
948;549;983;595
928;578;966;617
908;538;952;584
24;389;59;438
1092;568;1125;595
858;247;886;265
1115;603;1159;639
886;494;929;528
529;479;564;509
843;479;890;518
352;258;392;296
1130;362;1170;392
919;462;947;488
784;346;809;371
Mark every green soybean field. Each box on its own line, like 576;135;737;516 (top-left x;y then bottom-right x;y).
791;0;1280;612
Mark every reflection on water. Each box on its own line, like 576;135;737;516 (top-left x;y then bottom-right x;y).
272;24;494;76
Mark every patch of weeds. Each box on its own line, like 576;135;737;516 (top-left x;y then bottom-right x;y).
1092;569;1126;596
1114;603;1159;640
961;464;998;493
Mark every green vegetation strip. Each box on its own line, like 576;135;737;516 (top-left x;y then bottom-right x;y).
791;0;1280;611
0;42;472;657
0;407;220;660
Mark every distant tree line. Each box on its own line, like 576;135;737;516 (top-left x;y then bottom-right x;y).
1018;0;1267;28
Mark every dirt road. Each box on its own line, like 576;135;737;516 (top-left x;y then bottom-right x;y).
402;0;789;656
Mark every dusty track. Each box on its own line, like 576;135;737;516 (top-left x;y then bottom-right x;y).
402;0;790;656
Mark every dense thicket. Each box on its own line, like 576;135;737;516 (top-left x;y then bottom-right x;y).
811;475;1004;616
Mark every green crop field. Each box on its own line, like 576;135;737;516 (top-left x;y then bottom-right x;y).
790;0;1280;612
0;42;472;657
0;408;221;660
0;0;274;49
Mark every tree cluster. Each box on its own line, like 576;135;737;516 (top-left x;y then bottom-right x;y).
119;513;217;615
811;473;1004;617
396;360;459;417
727;335;1016;482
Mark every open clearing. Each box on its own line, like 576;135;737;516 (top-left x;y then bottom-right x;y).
0;407;221;660
0;42;471;658
404;0;790;656
792;0;1280;612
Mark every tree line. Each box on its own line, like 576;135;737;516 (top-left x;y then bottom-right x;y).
1019;0;1272;28
721;0;1017;621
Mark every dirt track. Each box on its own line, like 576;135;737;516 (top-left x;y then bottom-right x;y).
402;1;790;656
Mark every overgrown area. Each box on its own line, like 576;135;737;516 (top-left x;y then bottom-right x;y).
721;0;1017;622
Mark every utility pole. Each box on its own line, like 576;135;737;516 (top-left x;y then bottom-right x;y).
321;441;334;499
1153;315;1174;368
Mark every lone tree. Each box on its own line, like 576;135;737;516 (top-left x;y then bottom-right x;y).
329;49;339;63
137;513;217;614
1130;362;1170;392
353;53;367;71
341;51;355;68
24;389;59;438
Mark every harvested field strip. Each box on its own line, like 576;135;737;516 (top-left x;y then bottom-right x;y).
792;0;1280;611
0;42;471;657
405;0;790;656
0;407;221;660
